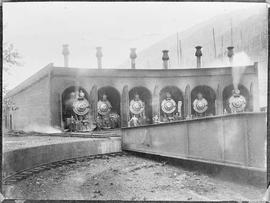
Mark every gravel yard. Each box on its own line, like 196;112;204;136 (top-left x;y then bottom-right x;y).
3;153;265;201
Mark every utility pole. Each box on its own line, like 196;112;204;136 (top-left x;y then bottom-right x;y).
179;39;182;64
221;35;224;61
212;28;217;58
230;18;234;46
176;32;180;65
240;30;243;50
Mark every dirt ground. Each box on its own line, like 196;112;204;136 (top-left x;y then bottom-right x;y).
3;154;265;201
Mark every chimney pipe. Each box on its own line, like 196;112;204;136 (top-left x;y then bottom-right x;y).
96;47;103;69
62;44;70;67
162;50;169;69
227;46;234;65
130;48;137;69
195;46;202;68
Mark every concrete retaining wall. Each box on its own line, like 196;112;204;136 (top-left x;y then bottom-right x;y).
122;113;266;171
3;137;121;178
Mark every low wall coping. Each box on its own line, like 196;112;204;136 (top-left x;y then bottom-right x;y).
122;112;266;130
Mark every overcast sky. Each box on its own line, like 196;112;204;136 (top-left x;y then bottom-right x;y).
3;2;261;89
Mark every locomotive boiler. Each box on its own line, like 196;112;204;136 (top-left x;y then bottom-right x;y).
64;90;91;132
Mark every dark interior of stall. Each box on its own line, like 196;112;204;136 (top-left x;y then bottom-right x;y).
222;84;250;113
159;86;184;118
191;85;216;116
62;86;89;129
129;86;153;124
98;86;121;115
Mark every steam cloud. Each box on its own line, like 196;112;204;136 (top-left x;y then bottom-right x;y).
231;52;251;91
207;51;252;91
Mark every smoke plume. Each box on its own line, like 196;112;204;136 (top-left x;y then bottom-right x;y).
207;51;252;91
231;52;251;91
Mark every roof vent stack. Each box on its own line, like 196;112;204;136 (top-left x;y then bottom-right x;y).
195;46;202;68
227;46;234;65
96;47;103;69
62;44;70;67
162;50;169;69
130;48;137;69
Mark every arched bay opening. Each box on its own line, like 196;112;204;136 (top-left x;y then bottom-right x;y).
159;86;184;121
62;86;89;130
98;86;121;115
97;86;121;129
223;84;250;113
129;86;152;125
191;85;216;117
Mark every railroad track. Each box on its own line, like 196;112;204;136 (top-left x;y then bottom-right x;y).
3;152;125;185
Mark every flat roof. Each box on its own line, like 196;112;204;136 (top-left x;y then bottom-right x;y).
5;62;257;98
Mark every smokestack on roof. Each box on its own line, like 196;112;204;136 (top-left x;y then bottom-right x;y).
162;50;169;69
195;46;202;68
96;47;103;69
130;48;137;69
227;46;234;65
62;44;70;67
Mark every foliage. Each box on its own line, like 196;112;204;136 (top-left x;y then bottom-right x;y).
3;42;21;73
3;42;22;96
3;42;22;119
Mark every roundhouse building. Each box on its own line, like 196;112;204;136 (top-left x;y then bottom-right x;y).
4;60;260;131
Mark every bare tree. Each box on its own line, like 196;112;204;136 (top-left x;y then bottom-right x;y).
3;42;21;73
3;42;22;127
3;42;22;95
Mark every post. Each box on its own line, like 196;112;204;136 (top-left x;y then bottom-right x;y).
230;18;234;46
249;82;254;112
195;46;202;68
227;46;234;65
212;28;217;58
178;101;182;117
240;30;243;50
62;44;70;67
90;85;98;120
152;85;160;121
221;36;224;62
216;84;223;115
176;33;180;65
184;84;191;119
162;50;169;69
121;85;129;127
179;39;182;65
96;47;103;69
59;93;64;129
130;48;137;69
